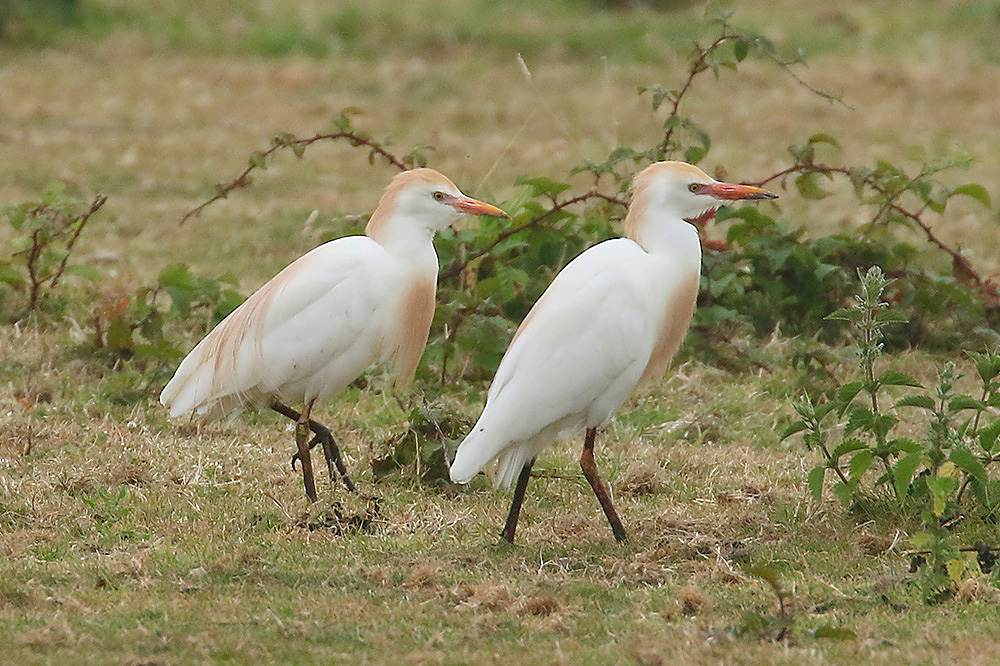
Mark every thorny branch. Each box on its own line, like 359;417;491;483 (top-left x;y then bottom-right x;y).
657;26;845;157
15;193;107;319
50;193;108;289
439;191;627;282
180;129;410;225
177;118;629;286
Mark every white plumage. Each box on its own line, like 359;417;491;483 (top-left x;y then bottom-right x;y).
450;161;776;542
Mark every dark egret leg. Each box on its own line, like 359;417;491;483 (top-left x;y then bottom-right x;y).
500;458;535;544
294;400;318;503
580;427;628;543
271;402;356;493
316;426;357;493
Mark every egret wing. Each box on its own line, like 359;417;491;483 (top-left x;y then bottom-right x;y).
492;241;652;437
451;240;655;482
160;236;393;417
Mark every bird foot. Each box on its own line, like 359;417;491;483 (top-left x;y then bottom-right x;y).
291;433;324;470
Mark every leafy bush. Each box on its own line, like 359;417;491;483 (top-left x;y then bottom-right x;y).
0;183;105;322
179;15;998;390
89;263;244;389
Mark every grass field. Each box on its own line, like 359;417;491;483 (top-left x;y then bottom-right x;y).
2;1;1000;664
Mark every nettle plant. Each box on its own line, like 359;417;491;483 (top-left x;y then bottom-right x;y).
784;267;1000;600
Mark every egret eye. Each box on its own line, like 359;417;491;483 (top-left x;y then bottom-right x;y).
433;191;445;201
688;183;701;193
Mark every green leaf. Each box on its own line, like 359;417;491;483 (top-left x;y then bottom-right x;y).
248;151;268;170
832;438;867;458
950;447;988;489
158;263;199;316
909;531;934;549
514;176;571;199
832;481;852;507
795;172;832;200
807;465;825;501
967;351;1000;382
946;558;967;584
684;145;708;164
948;395;986;412
844;408;874;436
807;133;842;150
781;421;808;441
978;421;1000;452
951;183;991;208
733;39;750;62
825;308;860;322
894;395;935;410
887;437;921;454
0;262;24;286
133;339;183;361
813;625;856;640
877;370;922;388
874;309;908;324
212;289;245;324
744;564;781;593
871;413;899;439
849;450;874;481
925;476;959;517
106;315;133;351
835;381;865;410
65;264;101;281
893;453;923;499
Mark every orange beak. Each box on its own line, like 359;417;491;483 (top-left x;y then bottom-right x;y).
450;195;509;218
702;182;778;201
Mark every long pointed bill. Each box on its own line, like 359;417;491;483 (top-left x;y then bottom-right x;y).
704;182;778;201
451;196;509;218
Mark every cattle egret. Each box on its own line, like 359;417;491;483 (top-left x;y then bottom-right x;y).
449;161;776;543
161;168;508;501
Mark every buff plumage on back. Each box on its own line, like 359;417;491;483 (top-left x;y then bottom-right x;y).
159;257;314;417
365;168;459;244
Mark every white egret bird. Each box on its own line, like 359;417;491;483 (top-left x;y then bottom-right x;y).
161;168;508;501
449;161;776;542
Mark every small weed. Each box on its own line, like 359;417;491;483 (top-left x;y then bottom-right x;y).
80;487;146;545
0;183;105;321
372;402;470;486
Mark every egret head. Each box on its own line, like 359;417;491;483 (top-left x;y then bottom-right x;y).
632;161;777;229
367;168;508;243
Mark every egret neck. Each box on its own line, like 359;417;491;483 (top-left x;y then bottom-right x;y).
624;187;703;276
